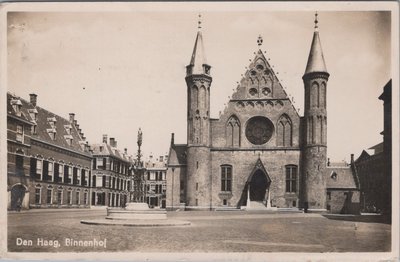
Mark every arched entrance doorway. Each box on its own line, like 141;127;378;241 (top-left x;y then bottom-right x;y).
10;184;27;211
250;169;270;201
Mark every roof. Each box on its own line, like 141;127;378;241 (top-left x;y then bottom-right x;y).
167;144;187;166
355;142;384;163
304;30;328;75
7;92;91;156
91;142;133;163
144;158;167;169
368;142;384;154
7;95;31;124
188;30;208;74
326;167;357;189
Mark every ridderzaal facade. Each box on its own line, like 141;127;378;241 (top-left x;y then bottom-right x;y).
166;15;361;213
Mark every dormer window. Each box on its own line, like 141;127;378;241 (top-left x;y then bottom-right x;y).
64;134;73;146
64;124;72;135
11;99;22;117
29;108;38;122
46;118;57;140
47;130;56;140
47;116;57;128
330;172;338;180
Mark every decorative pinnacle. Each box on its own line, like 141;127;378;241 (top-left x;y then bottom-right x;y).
137;127;142;147
257;35;263;46
198;14;202;30
314;12;319;30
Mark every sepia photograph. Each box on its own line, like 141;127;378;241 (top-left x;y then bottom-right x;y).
1;2;398;261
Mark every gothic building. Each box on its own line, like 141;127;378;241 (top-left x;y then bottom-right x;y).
166;15;360;212
354;79;392;216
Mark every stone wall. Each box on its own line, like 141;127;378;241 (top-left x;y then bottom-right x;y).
327;190;360;214
209;150;301;208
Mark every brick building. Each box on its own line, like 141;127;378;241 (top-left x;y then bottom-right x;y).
90;135;133;207
325;159;360;214
144;155;168;208
7;93;92;210
354;80;392;215
166;15;360;212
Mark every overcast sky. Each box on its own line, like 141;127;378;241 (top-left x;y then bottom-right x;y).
7;7;391;162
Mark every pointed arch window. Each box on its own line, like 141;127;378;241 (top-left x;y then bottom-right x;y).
311;82;319;108
192;85;198;109
321;82;326;109
226;115;240;147
199;86;207;110
277;114;292;147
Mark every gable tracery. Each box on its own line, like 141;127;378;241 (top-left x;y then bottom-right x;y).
246;56;274;99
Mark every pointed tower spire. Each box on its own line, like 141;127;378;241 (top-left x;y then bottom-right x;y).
304;12;328;76
187;14;211;76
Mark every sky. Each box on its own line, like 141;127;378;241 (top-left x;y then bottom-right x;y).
7;7;391;162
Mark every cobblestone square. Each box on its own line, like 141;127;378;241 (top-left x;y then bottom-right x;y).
7;209;391;253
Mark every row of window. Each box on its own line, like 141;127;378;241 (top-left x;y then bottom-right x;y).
92;175;130;191
146;183;166;194
146;171;166;181
93;157;131;175
30;158;90;186
92;191;128;207
35;187;89;206
220;165;298;193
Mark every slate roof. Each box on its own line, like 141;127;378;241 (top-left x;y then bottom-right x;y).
91;142;133;163
368;142;383;154
326;167;357;189
144;158;167;169
189;30;208;74
167;144;187;166
304;27;328;75
7;92;91;156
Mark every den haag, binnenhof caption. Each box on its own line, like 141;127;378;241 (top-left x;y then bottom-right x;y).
15;237;107;248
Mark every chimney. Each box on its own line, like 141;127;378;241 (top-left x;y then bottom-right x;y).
29;93;37;107
69;113;75;123
102;134;108;144
109;137;116;147
171;133;175;145
350;154;354;163
73;120;78;126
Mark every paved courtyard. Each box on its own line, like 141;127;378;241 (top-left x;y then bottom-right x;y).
7;209;391;253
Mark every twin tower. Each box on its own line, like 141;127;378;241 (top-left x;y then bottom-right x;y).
183;14;329;210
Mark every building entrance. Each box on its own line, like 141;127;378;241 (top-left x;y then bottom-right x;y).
249;169;270;201
11;184;26;210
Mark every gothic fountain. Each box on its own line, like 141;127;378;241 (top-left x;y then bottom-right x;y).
81;128;190;227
